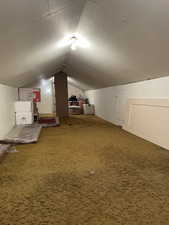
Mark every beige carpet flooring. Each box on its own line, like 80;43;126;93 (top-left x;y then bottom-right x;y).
0;115;169;225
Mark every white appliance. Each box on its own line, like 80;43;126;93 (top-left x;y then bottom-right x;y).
15;101;33;113
83;104;95;115
14;101;33;125
16;112;34;125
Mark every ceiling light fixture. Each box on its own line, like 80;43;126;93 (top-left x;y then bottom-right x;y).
58;34;89;51
70;36;78;51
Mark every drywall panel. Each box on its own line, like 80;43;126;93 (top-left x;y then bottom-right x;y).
86;86;126;126
67;0;169;89
86;76;169;125
0;84;18;139
123;99;169;149
68;83;85;98
25;78;54;114
86;76;169;149
0;0;86;87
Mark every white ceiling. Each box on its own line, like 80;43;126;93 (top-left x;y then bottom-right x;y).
0;0;85;87
1;0;169;89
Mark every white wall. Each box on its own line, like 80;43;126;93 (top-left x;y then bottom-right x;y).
86;76;169;127
123;99;169;150
26;78;86;115
68;83;85;98
26;78;54;114
0;84;18;139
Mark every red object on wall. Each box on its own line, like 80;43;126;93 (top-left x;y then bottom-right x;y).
33;89;41;102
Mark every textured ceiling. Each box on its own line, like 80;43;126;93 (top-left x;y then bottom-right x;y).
0;0;85;87
1;0;169;89
66;0;169;89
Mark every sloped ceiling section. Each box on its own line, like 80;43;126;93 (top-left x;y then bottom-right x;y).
1;0;169;89
0;0;86;87
66;0;169;89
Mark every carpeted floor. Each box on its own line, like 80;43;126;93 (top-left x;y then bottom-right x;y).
0;115;169;225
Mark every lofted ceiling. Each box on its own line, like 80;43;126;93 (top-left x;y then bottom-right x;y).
0;0;86;87
1;0;169;89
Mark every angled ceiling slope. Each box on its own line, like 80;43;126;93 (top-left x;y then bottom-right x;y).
2;0;169;90
65;0;169;89
0;0;86;87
